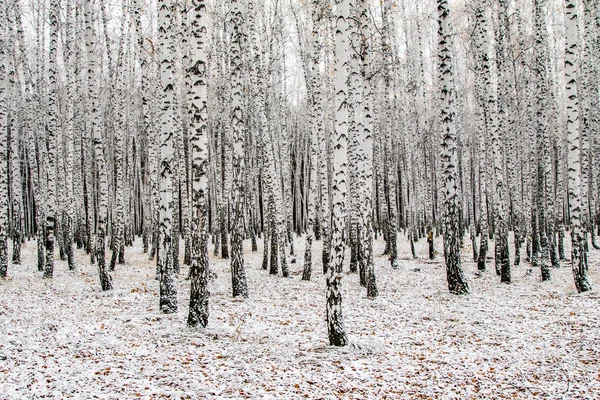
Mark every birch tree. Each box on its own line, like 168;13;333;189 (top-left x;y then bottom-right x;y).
6;3;22;267
188;0;210;327
471;0;490;272
493;0;511;283
158;0;178;312
358;0;377;297
44;0;60;279
62;0;77;271
85;0;113;290
302;0;322;282
326;0;350;347
0;0;8;278
229;0;249;298
533;0;553;281
437;0;469;295
564;0;592;293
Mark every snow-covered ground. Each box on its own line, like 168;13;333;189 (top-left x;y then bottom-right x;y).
1;234;599;399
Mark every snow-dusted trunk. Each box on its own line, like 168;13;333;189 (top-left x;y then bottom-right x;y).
494;0;511;283
169;9;182;276
326;0;350;347
6;3;22;266
591;1;600;250
302;0;322;282
358;0;377;297
347;6;360;275
14;0;35;251
84;0;112;291
381;0;398;270
437;0;469;295
44;0;61;279
229;0;249;298
564;0;592;293
534;0;552;280
178;3;192;267
220;123;230;260
133;0;156;258
581;0;597;245
319;100;331;272
110;43;127;272
62;1;77;270
187;0;210;327
472;2;489;272
158;0;178;312
0;0;8;278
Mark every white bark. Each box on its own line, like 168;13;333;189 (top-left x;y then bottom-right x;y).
229;0;249;298
188;0;210;327
0;0;8;277
158;0;178;312
564;0;592;293
44;0;60;279
438;0;469;295
84;0;113;290
326;0;350;347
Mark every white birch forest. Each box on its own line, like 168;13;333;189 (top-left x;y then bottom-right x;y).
1;0;600;396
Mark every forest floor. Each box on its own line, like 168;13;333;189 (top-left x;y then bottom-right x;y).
1;234;599;399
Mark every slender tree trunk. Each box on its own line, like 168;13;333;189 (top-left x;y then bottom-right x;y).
6;4;22;266
359;0;377;297
84;0;112;290
187;0;210;327
229;0;249;298
0;0;8;278
44;0;61;279
564;0;592;293
494;0;511;284
157;0;178;312
438;0;469;295
302;0;322;282
63;0;77;270
326;0;350;347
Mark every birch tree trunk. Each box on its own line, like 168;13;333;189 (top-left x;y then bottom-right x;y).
381;0;398;270
534;0;552;281
35;0;48;269
110;41;127;272
302;0;322;282
472;1;489;272
564;0;592;293
494;0;511;283
6;3;22;267
44;0;60;279
358;0;377;297
229;0;249;298
62;0;76;270
0;0;8;278
84;0;112;290
158;0;178;312
326;0;350;347
187;0;210;327
438;0;469;295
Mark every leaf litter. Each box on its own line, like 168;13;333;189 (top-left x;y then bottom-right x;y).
0;234;599;399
